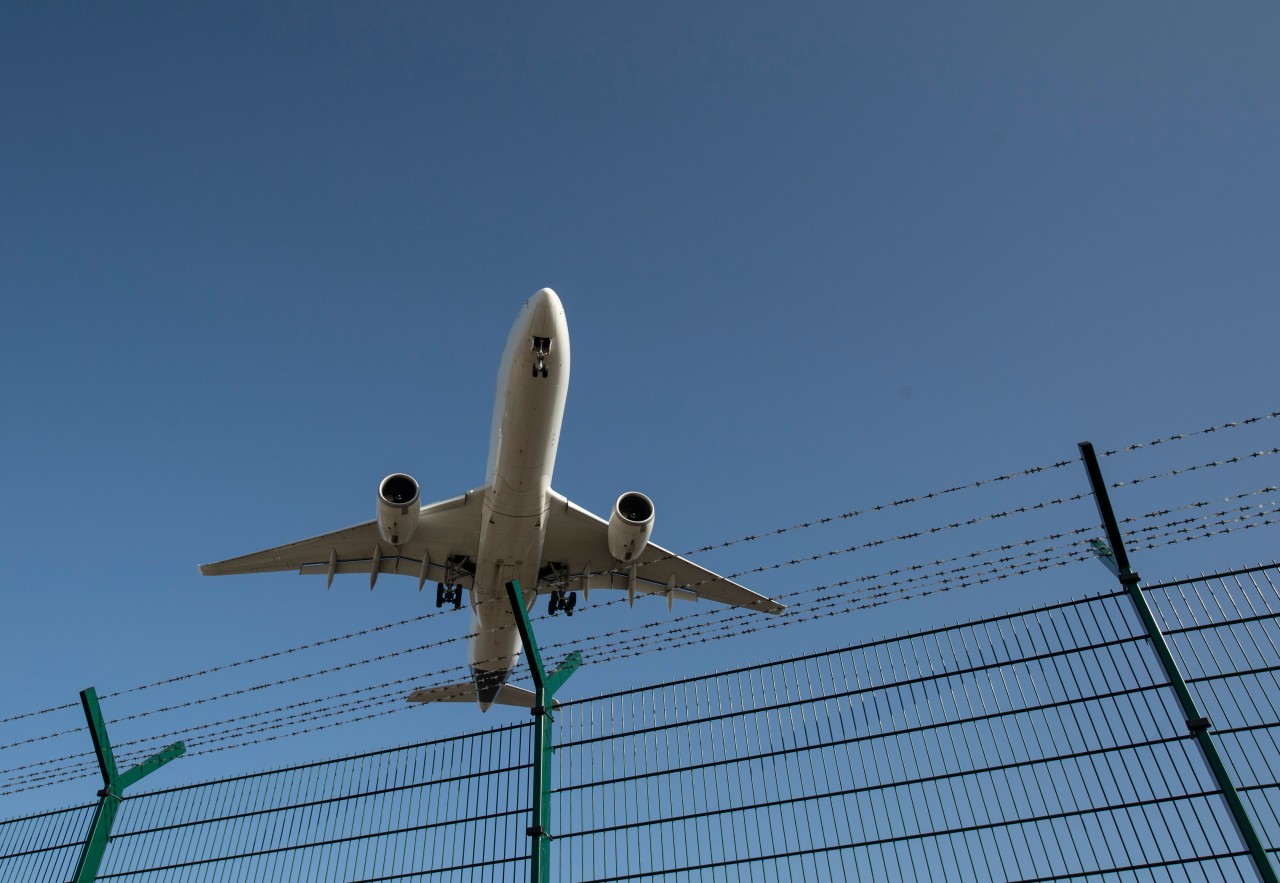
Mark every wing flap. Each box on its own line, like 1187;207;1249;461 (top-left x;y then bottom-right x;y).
296;556;468;587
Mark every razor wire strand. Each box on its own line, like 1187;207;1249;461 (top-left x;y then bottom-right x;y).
2;411;1274;734
5;495;1275;795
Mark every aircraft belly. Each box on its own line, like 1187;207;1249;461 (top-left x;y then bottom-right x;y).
469;506;545;677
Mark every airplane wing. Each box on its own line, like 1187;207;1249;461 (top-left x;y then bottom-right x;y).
540;491;785;614
199;489;485;589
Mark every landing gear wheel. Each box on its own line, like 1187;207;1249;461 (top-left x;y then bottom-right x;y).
540;365;548;378
435;583;445;609
452;587;463;610
565;591;577;616
532;364;539;377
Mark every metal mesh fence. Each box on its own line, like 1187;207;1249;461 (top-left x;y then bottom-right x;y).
3;563;1278;882
0;802;93;882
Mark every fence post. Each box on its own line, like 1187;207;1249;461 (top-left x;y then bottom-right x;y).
1079;441;1278;883
70;687;185;883
505;580;582;883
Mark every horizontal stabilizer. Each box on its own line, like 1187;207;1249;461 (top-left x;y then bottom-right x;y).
406;682;556;709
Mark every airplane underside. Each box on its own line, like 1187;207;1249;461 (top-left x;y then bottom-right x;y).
200;288;784;712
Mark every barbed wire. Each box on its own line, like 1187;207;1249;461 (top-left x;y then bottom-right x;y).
1099;412;1279;456
2;473;1266;766
670;410;1280;561
3;476;1274;773
6;491;1274;793
3;410;1274;734
1110;448;1280;487
7;501;1273;797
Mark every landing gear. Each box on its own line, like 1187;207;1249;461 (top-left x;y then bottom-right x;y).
548;590;578;616
531;336;552;379
436;582;463;609
435;556;471;610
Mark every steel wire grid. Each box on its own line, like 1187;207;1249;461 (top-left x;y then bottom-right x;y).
2;564;1279;882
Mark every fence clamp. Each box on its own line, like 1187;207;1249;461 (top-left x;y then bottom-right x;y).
1187;716;1212;733
527;825;553;840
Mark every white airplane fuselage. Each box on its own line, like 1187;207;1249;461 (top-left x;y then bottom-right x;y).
200;287;785;711
469;288;570;708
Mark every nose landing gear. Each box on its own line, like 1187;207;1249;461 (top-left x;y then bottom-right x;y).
531;336;552;379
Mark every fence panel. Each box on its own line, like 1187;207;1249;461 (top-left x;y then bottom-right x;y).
0;803;93;883
94;725;531;881
4;563;1279;882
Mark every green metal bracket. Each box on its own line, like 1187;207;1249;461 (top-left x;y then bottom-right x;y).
70;687;185;883
1079;443;1279;883
505;580;581;883
1088;538;1120;578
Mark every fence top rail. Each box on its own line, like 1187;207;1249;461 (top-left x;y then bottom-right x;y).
1138;560;1280;591
124;718;529;800
560;586;1128;708
0;800;95;826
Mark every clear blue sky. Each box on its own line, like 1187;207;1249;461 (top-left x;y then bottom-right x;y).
2;2;1278;815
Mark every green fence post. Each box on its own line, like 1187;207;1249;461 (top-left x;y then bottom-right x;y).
70;687;185;883
1079;442;1279;883
505;580;582;883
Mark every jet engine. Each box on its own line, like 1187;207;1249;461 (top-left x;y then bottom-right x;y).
377;473;420;546
608;492;654;562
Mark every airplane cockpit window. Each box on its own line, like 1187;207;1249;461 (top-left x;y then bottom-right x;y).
532;336;553;356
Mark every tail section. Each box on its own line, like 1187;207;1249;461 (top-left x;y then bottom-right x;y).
407;682;555;711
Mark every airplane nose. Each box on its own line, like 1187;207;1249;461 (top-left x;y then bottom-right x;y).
530;287;560;310
527;288;562;338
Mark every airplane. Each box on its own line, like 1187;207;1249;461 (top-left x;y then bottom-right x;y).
201;288;785;711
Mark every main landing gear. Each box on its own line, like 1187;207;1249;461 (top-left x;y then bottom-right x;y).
547;590;577;617
436;583;463;609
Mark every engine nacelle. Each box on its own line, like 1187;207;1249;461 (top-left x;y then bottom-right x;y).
608;492;655;562
377;473;420;546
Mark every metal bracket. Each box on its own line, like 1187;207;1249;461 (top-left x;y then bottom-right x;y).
1187;716;1212;733
71;687;185;883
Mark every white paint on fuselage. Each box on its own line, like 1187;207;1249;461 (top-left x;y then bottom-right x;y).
469;288;570;709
